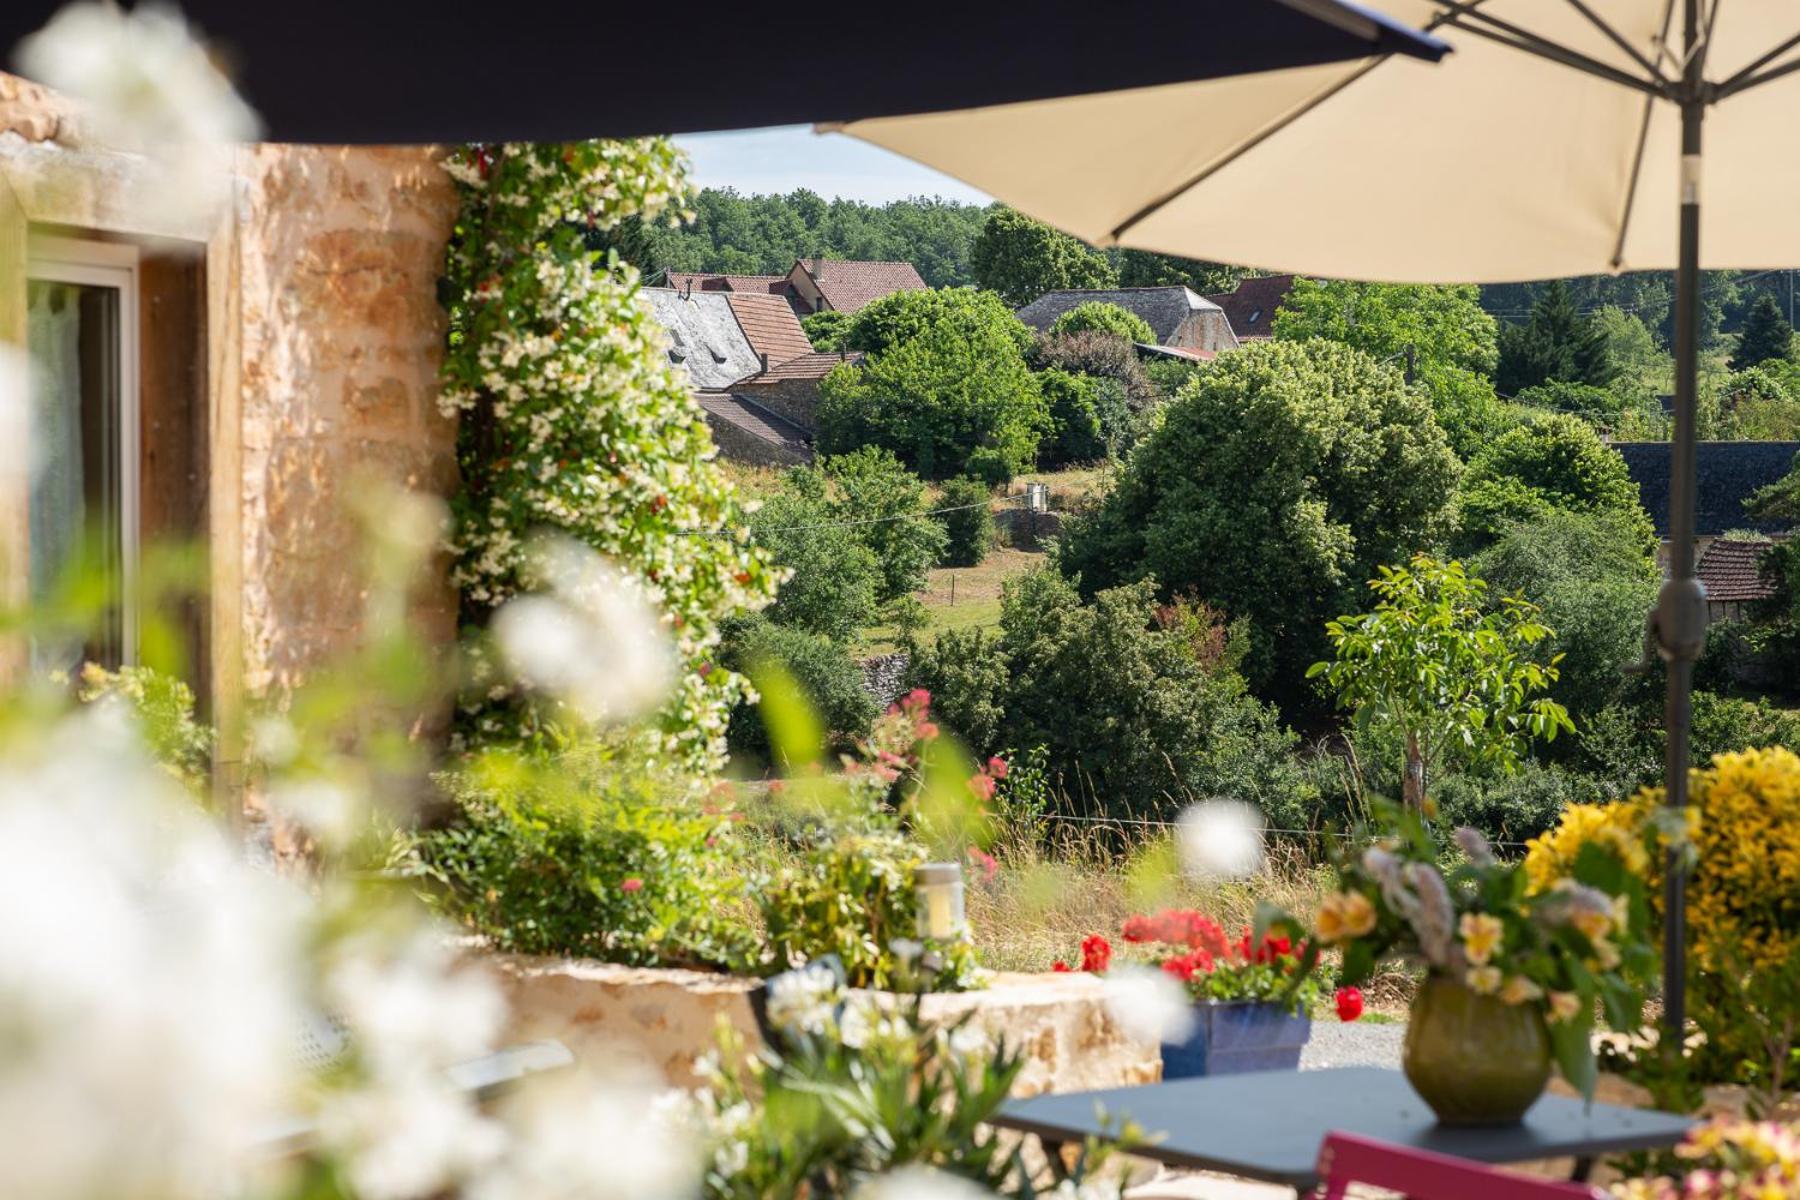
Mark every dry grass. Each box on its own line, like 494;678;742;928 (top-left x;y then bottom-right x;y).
861;546;1045;652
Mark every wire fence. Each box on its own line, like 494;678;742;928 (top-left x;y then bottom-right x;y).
1030;809;1536;853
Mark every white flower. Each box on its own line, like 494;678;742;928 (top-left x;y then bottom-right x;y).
764;964;840;1038
16;2;260;223
324;928;505;1081
1052;1180;1123;1200
264;778;361;846
853;1165;994;1200
0;706;304;1200
1176;799;1265;880
492;537;676;725
1102;966;1198;1045
468;1077;698;1200
321;1073;504;1200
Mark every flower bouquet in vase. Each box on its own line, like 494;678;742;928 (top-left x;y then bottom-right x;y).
1061;908;1346;1077
1261;800;1664;1125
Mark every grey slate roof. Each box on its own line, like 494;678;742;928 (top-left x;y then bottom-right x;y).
1014;286;1227;345
1612;441;1800;538
643;288;762;391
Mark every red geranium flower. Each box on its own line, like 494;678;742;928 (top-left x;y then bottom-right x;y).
1080;933;1113;974
621;878;644;893
1052;960;1072;973
1335;986;1365;1022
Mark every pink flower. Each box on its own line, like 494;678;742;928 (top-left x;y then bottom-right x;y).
967;846;999;885
620;878;644;893
987;756;1009;780
968;773;996;801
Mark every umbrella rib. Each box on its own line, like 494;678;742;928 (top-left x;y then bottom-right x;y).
1610;89;1657;270
1562;0;1669;84
1715;29;1800;97
1434;7;1668;96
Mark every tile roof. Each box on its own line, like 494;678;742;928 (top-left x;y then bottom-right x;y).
1014;286;1228;345
1134;342;1216;362
664;271;787;296
697;392;814;454
724;292;814;368
1697;537;1777;602
741;349;865;383
1204;273;1297;341
642;288;762;391
800;259;927;314
1612;441;1800;539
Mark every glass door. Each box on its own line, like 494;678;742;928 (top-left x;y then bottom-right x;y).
26;237;139;672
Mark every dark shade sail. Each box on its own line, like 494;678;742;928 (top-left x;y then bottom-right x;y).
2;0;1446;143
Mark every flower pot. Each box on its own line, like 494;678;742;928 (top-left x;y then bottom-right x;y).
1403;972;1551;1126
1161;1000;1312;1078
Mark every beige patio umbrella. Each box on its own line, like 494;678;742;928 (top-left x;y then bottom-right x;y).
826;0;1800;1035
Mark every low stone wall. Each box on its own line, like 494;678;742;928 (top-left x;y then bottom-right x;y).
490;956;1160;1096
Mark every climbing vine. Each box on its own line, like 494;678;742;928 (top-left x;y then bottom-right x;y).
438;140;780;770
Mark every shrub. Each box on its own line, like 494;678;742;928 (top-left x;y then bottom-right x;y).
1142;355;1202;399
818;291;1048;482
1031;329;1160;412
1061;338;1459;707
821;448;947;603
844;287;1033;358
1049;301;1156;344
800;309;850;353
901;625;1009;756
416;745;760;969
1457;412;1653;553
1432;761;1607;844
934;476;995;568
75;663;212;792
719;615;878;760
749;486;882;641
1037;367;1109;465
759;829;932;989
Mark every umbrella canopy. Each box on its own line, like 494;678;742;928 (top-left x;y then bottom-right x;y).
832;0;1800;1034
0;0;1446;144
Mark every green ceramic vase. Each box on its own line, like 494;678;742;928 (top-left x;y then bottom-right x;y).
1402;972;1552;1126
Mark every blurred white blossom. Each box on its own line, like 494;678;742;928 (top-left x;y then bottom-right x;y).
764;963;840;1038
0;705;304;1200
15;2;261;224
853;1165;994;1200
470;1077;699;1200
492;537;675;725
1176;799;1265;881
1102;965;1198;1045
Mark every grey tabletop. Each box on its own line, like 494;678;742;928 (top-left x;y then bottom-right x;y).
992;1067;1695;1190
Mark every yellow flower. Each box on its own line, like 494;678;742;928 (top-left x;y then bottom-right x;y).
1464;966;1502;995
1499;975;1544;1006
1571;909;1612;942
1458;912;1504;966
1589;935;1621;971
1610;894;1631;934
1547;991;1582;1023
1315;891;1376;944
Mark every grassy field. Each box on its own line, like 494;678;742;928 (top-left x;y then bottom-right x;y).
861;545;1043;652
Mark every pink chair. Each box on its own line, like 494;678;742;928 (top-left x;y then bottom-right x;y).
1315;1131;1609;1199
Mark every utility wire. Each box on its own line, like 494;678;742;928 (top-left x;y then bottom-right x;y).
694;492;1029;538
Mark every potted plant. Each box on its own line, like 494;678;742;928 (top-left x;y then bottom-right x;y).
1263;801;1666;1125
1060;908;1343;1077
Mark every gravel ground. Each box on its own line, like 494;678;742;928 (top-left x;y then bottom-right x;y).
1299;1019;1406;1070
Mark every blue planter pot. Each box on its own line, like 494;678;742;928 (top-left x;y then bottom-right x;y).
1160;1001;1312;1078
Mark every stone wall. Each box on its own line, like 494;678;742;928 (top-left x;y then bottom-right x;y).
702;411;813;468
0;72;77;144
232;145;459;699
734;377;824;432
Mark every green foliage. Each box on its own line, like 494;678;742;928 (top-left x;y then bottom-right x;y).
1591;305;1669;418
1515;379;1622;425
1495;279;1614;395
1037;368;1110;465
819;292;1048;482
439;141;779;766
1116;249;1246;294
1457;412;1652;552
1030;329;1161;412
1048;300;1156;344
1309;555;1574;809
934;477;996;568
1432;760;1610;843
1141;355;1202;399
719;614;878;758
1061;338;1460;705
801;309;851;352
644;187;988;288
416;745;760;969
901;625;1010;756
970;206;1115;306
1729;293;1795;372
1745;450;1800;524
1272;278;1509;456
1470;508;1659;721
74;663;213;792
1711;364;1800;440
750;485;883;641
821;448;948;603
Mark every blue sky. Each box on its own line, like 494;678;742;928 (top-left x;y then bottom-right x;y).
674;125;993;206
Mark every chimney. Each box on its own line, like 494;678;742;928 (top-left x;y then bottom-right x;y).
811;256;825;282
681;278;692;300
759;352;769;374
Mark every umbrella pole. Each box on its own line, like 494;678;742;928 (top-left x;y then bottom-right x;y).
1658;0;1708;1046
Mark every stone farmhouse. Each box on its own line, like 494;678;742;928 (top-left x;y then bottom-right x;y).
665;256;926;317
1204;273;1296;341
1014;285;1241;356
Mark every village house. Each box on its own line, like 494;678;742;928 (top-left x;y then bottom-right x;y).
1;71;458;751
665;256;925;317
1013;285;1240;355
1204;272;1296;341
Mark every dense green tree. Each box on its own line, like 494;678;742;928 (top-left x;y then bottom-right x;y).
1514;380;1622;424
719;614;878;758
818;292;1048;482
1748;452;1800;525
1495;280;1615;395
1470;508;1660;722
1457;413;1653;551
1730;294;1795;371
933;477;996;567
749;487;882;641
970;207;1116;306
1115;250;1246;295
1711;365;1800;439
1049;301;1156;344
1060;339;1460;706
819;448;947;603
801;310;851;353
1272;279;1509;456
1037;368;1128;465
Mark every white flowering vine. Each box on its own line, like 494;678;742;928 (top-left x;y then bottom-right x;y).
437;141;779;770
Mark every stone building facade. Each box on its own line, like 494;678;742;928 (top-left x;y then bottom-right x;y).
1;73;458;756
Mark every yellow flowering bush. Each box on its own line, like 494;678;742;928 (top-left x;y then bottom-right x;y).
1525;798;1655;895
